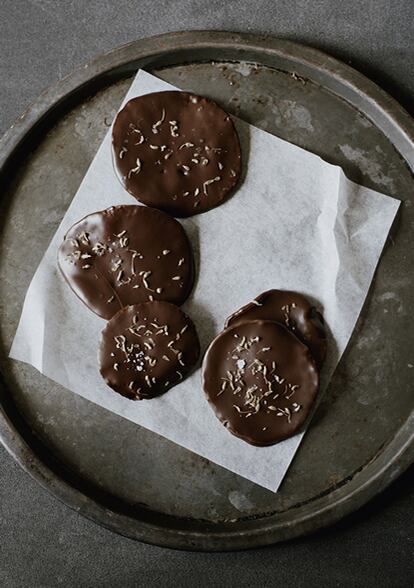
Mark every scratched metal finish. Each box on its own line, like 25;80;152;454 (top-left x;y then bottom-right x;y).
0;35;413;548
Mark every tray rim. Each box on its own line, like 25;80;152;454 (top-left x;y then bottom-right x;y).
0;30;413;551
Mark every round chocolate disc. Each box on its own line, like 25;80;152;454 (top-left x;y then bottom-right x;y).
99;302;200;400
203;320;319;446
225;290;327;367
58;205;194;320
112;91;241;217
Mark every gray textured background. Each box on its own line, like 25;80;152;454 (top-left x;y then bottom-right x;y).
1;1;413;586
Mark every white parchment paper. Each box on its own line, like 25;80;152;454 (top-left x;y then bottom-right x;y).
10;70;400;492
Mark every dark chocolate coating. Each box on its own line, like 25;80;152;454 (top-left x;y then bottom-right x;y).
203;320;319;446
99;301;200;400
225;290;327;367
112;91;241;217
58;205;194;320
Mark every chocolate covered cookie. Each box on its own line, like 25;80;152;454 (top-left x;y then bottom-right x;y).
58;205;194;320
112;91;241;217
225;290;327;367
99;301;200;400
203;320;319;446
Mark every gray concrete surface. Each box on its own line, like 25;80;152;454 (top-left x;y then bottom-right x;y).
0;0;413;586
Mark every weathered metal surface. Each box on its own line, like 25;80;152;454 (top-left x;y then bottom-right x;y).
0;32;413;551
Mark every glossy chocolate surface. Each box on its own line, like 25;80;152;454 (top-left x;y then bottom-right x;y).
112;91;241;217
225;289;327;367
99;301;200;400
58;205;194;320
203;320;319;446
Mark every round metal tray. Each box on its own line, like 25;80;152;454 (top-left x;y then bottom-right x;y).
0;31;413;551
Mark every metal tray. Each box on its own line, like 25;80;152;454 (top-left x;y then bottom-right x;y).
0;31;413;551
